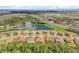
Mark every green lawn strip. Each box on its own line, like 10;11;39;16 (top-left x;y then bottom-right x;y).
44;23;66;32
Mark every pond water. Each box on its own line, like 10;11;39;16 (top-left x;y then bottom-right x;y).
14;25;53;30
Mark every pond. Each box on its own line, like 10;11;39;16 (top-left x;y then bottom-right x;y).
13;25;53;30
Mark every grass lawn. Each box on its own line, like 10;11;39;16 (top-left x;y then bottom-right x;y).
44;24;66;32
0;41;77;53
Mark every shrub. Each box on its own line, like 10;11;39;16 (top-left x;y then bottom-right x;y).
0;39;78;53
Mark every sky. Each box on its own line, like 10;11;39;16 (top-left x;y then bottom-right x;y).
0;0;79;6
0;0;79;10
0;6;79;10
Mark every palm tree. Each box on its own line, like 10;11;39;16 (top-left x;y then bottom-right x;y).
13;32;18;39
